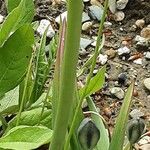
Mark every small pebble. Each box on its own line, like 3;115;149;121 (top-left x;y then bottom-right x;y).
117;46;130;55
0;14;4;24
114;11;125;21
140;26;150;39
135;19;145;29
116;0;129;10
130;24;137;32
82;21;92;31
55;11;67;24
143;78;150;91
138;136;150;146
133;89;138;97
118;73;127;84
90;0;102;7
82;12;91;23
105;48;116;58
104;21;112;28
145;52;150;59
110;87;125;99
104;107;112;117
133;58;143;65
135;35;149;50
98;54;108;65
83;0;90;2
129;109;144;119
122;40;129;46
89;5;103;21
37;19;55;38
80;38;93;49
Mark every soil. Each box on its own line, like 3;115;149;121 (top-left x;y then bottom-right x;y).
0;0;150;149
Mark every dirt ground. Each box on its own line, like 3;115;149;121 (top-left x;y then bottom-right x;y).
0;0;150;149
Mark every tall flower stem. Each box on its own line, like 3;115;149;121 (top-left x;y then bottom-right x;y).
49;0;83;149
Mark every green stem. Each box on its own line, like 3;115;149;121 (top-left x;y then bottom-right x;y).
38;81;51;125
16;55;33;126
49;0;83;150
64;0;109;149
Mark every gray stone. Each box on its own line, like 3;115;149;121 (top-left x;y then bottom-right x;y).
116;0;129;10
110;87;125;99
82;21;92;31
89;5;103;21
143;78;150;91
80;38;93;49
82;12;90;23
129;109;144;119
117;46;130;55
135;35;149;49
37;19;55;38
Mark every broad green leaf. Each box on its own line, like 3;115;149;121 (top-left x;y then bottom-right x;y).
109;82;134;150
79;66;106;98
6;0;21;12
0;126;52;150
87;96;109;150
0;0;34;46
7;108;52;131
0;25;34;97
0;87;19;115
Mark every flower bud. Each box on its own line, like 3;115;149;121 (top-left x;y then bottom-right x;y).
77;118;100;150
126;118;145;144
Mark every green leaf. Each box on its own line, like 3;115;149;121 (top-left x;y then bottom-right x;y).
87;96;109;150
0;126;52;150
52;20;66;127
0;0;34;46
0;87;19;115
109;82;134;150
30;25;49;104
6;0;21;12
7;108;52;131
0;24;34;97
79;66;106;98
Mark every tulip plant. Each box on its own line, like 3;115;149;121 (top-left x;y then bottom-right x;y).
0;0;146;150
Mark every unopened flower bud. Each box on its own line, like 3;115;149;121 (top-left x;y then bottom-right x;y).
77;118;100;150
127;118;145;144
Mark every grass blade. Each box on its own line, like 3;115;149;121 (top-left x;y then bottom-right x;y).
109;82;134;150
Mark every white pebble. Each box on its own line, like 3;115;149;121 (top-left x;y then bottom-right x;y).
117;46;130;55
145;52;150;59
133;58;143;65
37;19;55;38
98;54;108;65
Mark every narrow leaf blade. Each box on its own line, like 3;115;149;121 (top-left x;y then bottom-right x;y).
109;82;134;150
79;66;106;98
